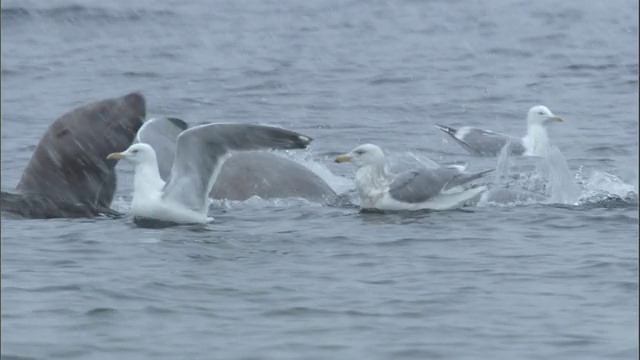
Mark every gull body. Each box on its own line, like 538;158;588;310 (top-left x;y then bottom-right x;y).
108;123;312;224
435;105;563;157
335;144;493;211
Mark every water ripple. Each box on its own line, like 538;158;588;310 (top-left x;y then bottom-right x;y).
1;5;176;24
1;0;637;359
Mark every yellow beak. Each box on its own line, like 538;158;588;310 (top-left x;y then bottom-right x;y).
549;115;563;122
335;154;351;163
106;152;124;160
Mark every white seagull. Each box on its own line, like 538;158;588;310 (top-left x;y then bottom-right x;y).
335;143;493;211
435;105;563;157
107;123;312;224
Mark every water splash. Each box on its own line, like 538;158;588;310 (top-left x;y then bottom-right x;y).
485;143;637;208
111;195;132;213
285;151;353;195
211;196;318;210
538;145;581;204
494;141;512;185
402;151;441;170
576;170;639;205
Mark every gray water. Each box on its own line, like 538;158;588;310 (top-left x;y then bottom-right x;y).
1;0;638;359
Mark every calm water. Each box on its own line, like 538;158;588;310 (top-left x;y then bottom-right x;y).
1;0;638;359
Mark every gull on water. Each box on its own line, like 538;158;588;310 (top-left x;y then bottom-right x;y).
133;117;337;203
435;105;563;157
335;144;493;211
107;123;312;224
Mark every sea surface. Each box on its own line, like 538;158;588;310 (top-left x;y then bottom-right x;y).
1;0;638;359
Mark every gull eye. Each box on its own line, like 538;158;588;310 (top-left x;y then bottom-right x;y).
131;150;138;154
538;112;544;115
355;150;364;155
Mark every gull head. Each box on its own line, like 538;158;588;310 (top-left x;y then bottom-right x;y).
107;143;157;166
527;105;563;127
335;143;386;168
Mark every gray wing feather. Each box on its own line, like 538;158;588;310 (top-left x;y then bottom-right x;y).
136;117;189;180
443;168;494;189
388;167;493;204
161;123;312;212
435;125;525;156
435;124;486;156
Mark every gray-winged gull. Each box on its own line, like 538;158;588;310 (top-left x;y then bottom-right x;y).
107;123;312;224
435;105;563;157
335;144;493;211
134;117;337;202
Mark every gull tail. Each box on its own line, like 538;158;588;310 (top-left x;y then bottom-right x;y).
435;124;458;136
445;163;468;172
185;123;314;152
244;125;313;150
465;168;495;182
422;185;488;210
445;168;495;190
435;124;484;156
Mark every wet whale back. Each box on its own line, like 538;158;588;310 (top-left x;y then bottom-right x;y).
213;152;337;202
16;92;146;209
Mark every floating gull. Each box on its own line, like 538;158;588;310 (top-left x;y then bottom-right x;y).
435;105;563;157
135;117;336;202
107;123;312;224
335;144;493;211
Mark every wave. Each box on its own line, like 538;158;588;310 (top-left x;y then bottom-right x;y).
584;146;631;156
564;63;618;71
1;4;175;24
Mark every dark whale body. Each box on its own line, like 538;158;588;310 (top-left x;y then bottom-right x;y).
1;92;145;218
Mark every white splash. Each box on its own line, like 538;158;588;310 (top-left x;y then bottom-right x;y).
538;145;581;204
488;143;637;207
494;141;513;185
111;195;132;213
400;151;442;170
211;195;319;210
578;170;638;201
290;154;353;195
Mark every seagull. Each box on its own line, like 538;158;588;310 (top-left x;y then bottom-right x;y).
435;105;563;157
335;143;493;211
107;123;312;224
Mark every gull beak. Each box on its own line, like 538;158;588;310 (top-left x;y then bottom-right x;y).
548;115;563;122
335;154;352;163
107;152;125;160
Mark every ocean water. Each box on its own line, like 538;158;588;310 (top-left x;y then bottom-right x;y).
1;0;638;359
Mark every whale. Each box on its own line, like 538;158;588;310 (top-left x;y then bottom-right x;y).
1;92;146;218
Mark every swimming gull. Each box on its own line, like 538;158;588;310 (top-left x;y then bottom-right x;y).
134;117;337;202
107;123;312;224
435;105;563;157
335;143;493;211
